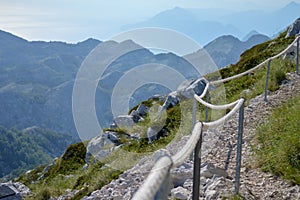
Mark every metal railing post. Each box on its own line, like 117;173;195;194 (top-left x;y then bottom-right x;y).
192;98;197;128
205;91;209;122
296;37;299;75
192;125;203;200
264;60;271;102
190;98;197;160
234;100;244;195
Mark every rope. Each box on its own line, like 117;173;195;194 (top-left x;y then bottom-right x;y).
132;156;173;200
202;98;244;130
132;96;242;199
132;123;203;200
172;122;203;167
199;82;210;98
194;93;240;110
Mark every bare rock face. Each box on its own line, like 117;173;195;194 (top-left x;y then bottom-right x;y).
286;18;300;37
86;134;116;162
162;91;180;109
136;104;148;117
114;115;135;129
177;77;208;99
0;182;31;200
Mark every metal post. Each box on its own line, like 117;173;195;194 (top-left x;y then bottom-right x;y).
225;143;233;170
190;98;197;160
264;60;271;102
192;125;203;200
192;98;197;128
205;91;209;122
296;37;299;75
235;100;244;195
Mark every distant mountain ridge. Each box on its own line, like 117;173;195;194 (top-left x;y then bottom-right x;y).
123;1;300;45
203;33;270;68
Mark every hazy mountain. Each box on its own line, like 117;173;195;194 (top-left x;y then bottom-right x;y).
203;34;270;68
0;30;101;136
123;1;300;45
222;1;300;37
123;7;241;46
0;30;202;140
242;30;261;41
93;40;201;136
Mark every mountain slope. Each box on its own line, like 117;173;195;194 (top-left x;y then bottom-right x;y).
203;34;270;68
0;31;203;139
0;30;101;136
0;126;78;180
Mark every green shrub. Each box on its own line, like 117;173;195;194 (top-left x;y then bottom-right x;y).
36;188;51;200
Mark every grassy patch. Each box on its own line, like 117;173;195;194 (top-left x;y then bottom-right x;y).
18;142;123;199
253;94;300;185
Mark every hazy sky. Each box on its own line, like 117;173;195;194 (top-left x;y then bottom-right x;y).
0;0;298;42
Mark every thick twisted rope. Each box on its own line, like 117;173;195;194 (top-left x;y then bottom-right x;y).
202;98;244;130
132;122;203;200
194;93;240;110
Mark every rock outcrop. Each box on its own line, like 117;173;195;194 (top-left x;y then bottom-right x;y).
86;134;116;163
177;78;207;99
286;17;300;37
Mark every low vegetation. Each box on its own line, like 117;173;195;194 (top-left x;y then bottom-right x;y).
253;94;300;185
17;142;123;200
0;126;76;181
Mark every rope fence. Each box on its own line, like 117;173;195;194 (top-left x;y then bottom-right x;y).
132;35;300;200
211;36;300;85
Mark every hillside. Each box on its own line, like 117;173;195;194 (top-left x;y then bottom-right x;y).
0;31;203;137
10;20;300;199
0;126;78;181
0;30;101;136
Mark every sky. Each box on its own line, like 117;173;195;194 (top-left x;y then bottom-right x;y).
0;0;299;43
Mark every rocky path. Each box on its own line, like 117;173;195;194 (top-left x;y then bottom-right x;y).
83;72;300;200
199;72;300;200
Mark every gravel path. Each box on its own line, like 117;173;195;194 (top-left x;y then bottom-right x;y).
200;72;300;200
